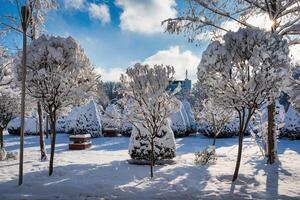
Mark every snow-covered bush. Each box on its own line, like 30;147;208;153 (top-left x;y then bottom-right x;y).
7;117;37;135
129;119;176;161
0;148;7;161
182;99;197;132
55;116;67;133
64;106;82;134
194;145;216;165
280;105;300;139
102;104;121;130
121;122;132;136
287;67;300;112
73;101;102;138
170;99;196;137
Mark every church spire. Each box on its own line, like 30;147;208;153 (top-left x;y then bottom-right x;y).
185;69;188;80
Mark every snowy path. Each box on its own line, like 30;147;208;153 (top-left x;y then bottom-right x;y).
0;133;300;200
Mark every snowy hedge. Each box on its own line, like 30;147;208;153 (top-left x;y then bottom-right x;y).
170;100;196;137
7;117;38;135
73;101;102;138
102;104;121;130
56;116;67;133
129;119;176;161
199;117;252;138
280;105;300;139
121;122;132;136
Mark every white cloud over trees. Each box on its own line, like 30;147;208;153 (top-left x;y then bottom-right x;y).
116;0;177;34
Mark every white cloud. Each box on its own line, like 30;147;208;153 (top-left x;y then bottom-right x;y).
95;67;125;82
64;0;85;10
88;3;111;24
115;0;177;34
143;46;200;82
94;47;200;82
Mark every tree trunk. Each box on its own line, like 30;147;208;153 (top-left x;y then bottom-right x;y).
0;127;4;149
45;115;49;139
150;138;154;178
232;129;244;182
267;102;276;164
19;6;30;186
37;102;47;161
213;132;217;146
49;111;57;176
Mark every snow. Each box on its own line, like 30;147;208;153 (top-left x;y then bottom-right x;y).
69;134;91;139
1;132;300;199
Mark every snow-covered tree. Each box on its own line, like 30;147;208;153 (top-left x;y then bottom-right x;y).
201;98;233;146
73;100;102;138
198;28;290;181
0;89;20;149
1;0;58;185
163;0;300;165
118;63;180;178
16;35;98;176
0;47;12;87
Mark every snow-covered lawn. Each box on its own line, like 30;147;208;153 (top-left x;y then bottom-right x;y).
0;133;300;200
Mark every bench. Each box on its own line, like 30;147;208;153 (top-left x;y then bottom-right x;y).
69;134;91;150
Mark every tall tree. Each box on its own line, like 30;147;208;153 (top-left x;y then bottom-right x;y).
1;0;57;185
16;35;98;176
198;28;290;181
27;0;57;162
163;0;300;164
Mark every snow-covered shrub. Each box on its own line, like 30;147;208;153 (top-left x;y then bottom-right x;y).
7;117;38;135
56;116;67;133
0;148;7;161
64;106;82;134
287;66;300;112
73;101;102;138
6;151;18;160
102;104;121;130
194;145;216;165
182;99;197;133
129;119;176;161
121;122;132;136
170;99;196;137
280;105;300;139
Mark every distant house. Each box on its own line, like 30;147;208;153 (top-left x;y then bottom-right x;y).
167;70;192;93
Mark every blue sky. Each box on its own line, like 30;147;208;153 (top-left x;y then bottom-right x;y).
1;0;208;82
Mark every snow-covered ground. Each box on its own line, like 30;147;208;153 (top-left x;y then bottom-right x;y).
0;132;300;200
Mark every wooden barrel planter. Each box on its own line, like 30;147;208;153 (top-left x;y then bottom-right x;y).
69;134;91;150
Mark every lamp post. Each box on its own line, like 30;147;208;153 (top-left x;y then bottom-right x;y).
19;5;31;186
